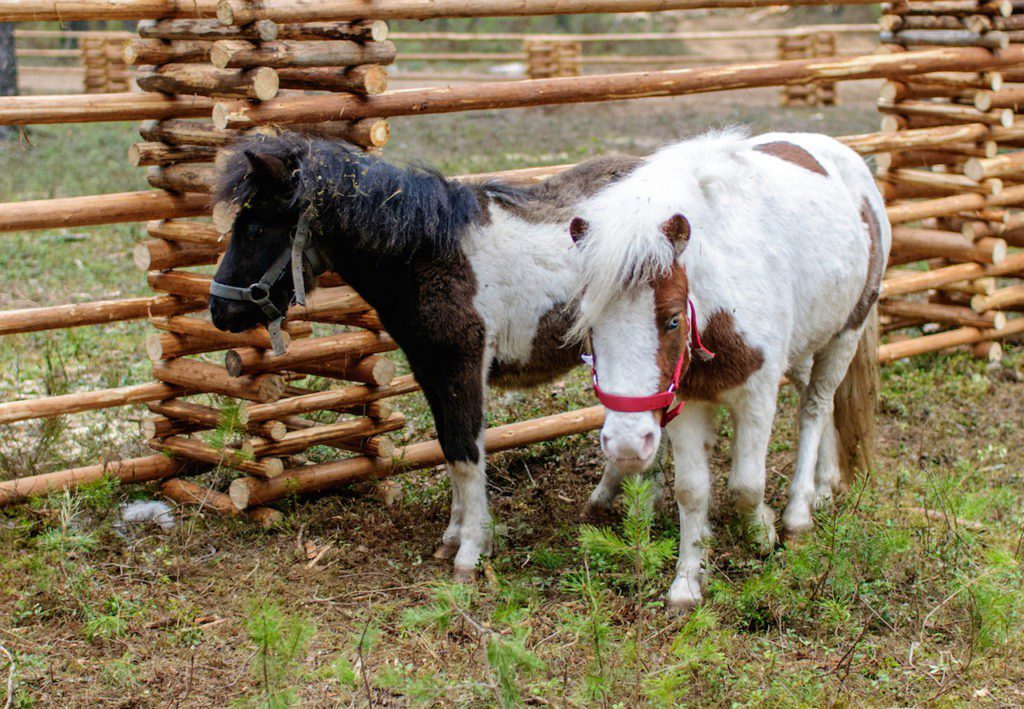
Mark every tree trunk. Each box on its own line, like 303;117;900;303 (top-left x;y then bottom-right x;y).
0;23;16;139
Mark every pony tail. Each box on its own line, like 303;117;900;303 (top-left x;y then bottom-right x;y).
833;306;879;488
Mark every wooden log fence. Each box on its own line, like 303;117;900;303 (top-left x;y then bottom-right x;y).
3;1;1024;519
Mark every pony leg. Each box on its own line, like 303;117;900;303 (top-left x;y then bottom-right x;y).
785;357;841;507
451;430;492;582
726;375;781;554
666;402;716;611
433;466;464;559
783;330;861;538
584;461;626;518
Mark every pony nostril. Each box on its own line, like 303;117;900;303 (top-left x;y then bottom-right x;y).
639;432;656;460
601;433;612;455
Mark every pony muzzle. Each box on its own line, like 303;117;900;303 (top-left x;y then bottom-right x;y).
600;412;661;473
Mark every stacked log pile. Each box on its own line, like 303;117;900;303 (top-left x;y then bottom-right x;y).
524;39;582;79
81;36;131;93
778;31;839;106
877;0;1024;364
121;15;406;517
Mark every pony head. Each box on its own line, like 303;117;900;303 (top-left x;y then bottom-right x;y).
210;139;307;333
570;211;692;473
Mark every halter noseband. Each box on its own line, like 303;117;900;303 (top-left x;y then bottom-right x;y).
585;299;715;427
209;211;330;356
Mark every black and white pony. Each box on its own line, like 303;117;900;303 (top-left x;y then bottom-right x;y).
209;133;642;580
569;130;891;609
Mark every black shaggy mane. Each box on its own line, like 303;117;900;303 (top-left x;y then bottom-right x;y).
215;132;482;261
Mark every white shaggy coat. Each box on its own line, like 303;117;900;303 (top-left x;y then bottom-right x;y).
573;130;891;609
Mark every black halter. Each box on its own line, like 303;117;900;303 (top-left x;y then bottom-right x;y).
209;211;330;355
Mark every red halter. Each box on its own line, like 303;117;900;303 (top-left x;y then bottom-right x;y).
585;299;715;427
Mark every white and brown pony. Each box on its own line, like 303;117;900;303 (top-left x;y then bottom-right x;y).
569;130;890;609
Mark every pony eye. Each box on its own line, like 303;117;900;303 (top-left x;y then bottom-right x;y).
246;223;263;237
666;314;682;331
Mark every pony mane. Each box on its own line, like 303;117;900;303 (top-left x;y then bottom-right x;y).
567;128;750;343
215;132;481;261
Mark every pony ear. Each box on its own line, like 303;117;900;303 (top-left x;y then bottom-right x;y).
660;213;690;251
569;217;589;244
244;150;289;185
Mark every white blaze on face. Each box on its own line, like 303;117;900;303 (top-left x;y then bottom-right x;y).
588;285;663;473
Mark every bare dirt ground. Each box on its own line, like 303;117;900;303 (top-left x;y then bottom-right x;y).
1;62;1023;707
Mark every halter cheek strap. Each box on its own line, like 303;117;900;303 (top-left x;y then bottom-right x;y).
586;299;715;428
209;211;329;356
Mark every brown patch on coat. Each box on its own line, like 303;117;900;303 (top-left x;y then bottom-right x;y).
651;263;690;390
488;303;581;389
843;197;885;330
679;312;765;402
479;154;644;225
753;141;828;177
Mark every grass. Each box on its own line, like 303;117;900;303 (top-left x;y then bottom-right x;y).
1;84;1023;705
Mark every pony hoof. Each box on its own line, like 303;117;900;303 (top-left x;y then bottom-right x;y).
433;541;460;559
581;500;616;522
782;518;814;542
666;595;701;614
453;566;477;584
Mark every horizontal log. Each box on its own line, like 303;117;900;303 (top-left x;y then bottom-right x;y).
275;65;388;96
139;118;241;146
881;251;1024;297
218;0;887;24
146;220;222;247
0;455;190;508
145;331;227;360
153;358;284;402
880;29;1009;49
154;313;309;342
224;331;395;376
147;270;372;318
290;117;390;146
841;123;989;154
0;294;203;336
891;226;1007;263
0;190;208;233
123;39;212;65
0;382;184;426
136;64;279;100
276;20;388;42
0;92;214;126
160;478;240;516
241;374;419;423
0;0;219;21
964;150;1024;180
291;354;396;386
148;399;287;440
141;414;202;439
877;99;1013;127
138;17;278;41
134;238;221;270
886;183;1024;224
886;0;1012;17
972;87;1024;111
152;435;284;478
147;164;215;193
878;315;1024;363
214;46;1024;129
129;141;218;167
879;299;1006;329
227;405;605;509
883;169;1001;197
333;435;395;459
245;412;405;458
971;284;1024;311
210;39;396;69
